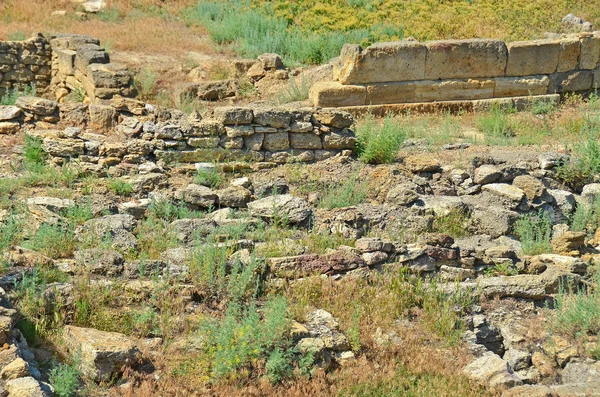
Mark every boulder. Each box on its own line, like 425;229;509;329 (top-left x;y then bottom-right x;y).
464;351;522;388
551;231;586;256
386;182;419;205
474;165;502;185
63;325;140;381
0;357;30;380
177;184;218;209
0;105;21;121
217;186;252;208
512;175;546;201
169;218;217;244
5;376;50;397
248;194;312;225
267;249;365;278
80;214;138;252
404;155;441;173
561;14;593;33
74;249;124;276
42;137;85;157
15;96;57;116
581;183;600;205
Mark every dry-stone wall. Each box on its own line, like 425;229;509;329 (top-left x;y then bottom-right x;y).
0;34;52;98
310;33;600;108
2;96;355;167
0;33;134;104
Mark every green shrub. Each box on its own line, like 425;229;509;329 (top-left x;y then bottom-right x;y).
277;77;311;104
571;196;600;235
0;213;23;253
0;84;35;105
514;211;553;255
148;198;203;222
24;224;76;259
202;295;292;380
319;174;368;209
552;274;600;338
61;201;94;226
49;360;81;397
135;67;158;101
107;178;134;196
184;0;402;66
22;135;46;172
556;119;600;190
430;209;471;238
194;168;224;189
355;115;407;164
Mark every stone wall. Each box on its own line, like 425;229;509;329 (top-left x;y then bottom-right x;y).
310;33;600;108
1;96;355;168
49;34;135;102
0;33;135;104
0;34;52;98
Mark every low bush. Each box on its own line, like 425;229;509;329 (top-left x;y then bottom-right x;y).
107;178;134;196
195;168;225;189
319;174;368;209
24;223;76;259
570;196;600;235
552;273;600;339
430;209;471;238
22;135;46;173
49;359;81;397
0;84;35;105
355;115;407;164
556;116;600;190
514;211;553;255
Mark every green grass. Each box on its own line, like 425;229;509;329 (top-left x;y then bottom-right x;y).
107;178;134;196
319;174;368;209
184;0;402;66
23;135;46;172
355;115;407;164
0;84;35;105
430;209;471;238
277;76;311;104
514;211;553;255
24;223;76;259
552;272;600;340
571;196;600;235
476;105;515;145
195;168;225;189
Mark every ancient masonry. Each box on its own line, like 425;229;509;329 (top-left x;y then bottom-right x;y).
310;33;600;112
0;33;134;103
1;96;356;167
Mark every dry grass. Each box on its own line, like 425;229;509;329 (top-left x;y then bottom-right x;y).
0;0;210;55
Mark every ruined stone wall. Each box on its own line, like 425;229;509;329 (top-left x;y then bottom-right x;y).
49;34;135;102
0;35;52;98
3;96;355;167
310;33;600;108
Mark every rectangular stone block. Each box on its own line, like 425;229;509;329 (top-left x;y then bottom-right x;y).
580;33;600;70
548;70;593;93
263;132;289;151
309;82;366;107
416;79;495;102
425;39;507;80
188;137;219;148
366;82;418;105
493;76;549;97
290;133;322;149
506;40;560;76
557;37;580;72
244;133;264;151
86;63;131;88
334;41;427;84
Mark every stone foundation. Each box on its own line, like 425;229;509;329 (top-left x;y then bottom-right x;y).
312;33;600;108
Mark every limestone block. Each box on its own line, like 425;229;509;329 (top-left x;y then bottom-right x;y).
425;39;507;79
557;38;580;72
315;150;338;161
212;107;253;125
253;109;292;128
309;82;366;107
87;63;131;88
74;44;109;73
244;133;264;151
334;41;427;84
290;133;322;149
0;121;19;134
89;104;117;129
506;40;560;76
263;132;289;151
366;81;418;105
188;137;219;148
416;79;495;102
494;76;549;97
580;33;600;70
322;129;356;149
548;70;593;93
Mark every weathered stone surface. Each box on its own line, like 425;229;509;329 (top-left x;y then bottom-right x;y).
290;133;322;149
322;130;356;150
334;42;427;84
182;80;238;101
386;182;419;205
177;184;218;208
494;76;549;97
75;44;109;72
212;107;254;125
506;40;560;76
169;218;216;244
0;105;21;121
548;70;593;93
557;37;581;72
248;194;312;225
463;352;522;388
87;62;131;88
474;165;502;185
309;82;366;107
16;96;57;116
253;109;292;128
0;357;30;380
263;132;290;151
217;186;252;208
580;33;600;70
42;137;84;157
405;155;441;173
314;110;354;128
267;249;366;278
89;103;117;129
425;39;507;80
75;249;124;276
63;325;140;381
512;175;546;201
581;183;600;205
0;121;19;134
5;376;50;397
562;358;600;383
551;231;586;256
482;183;525;203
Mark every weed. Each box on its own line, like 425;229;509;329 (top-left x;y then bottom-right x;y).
485;260;519;276
148;198;203;222
552;273;600;339
277;77;311;104
476;105;515;145
266;348;293;383
135;67;158;101
107;178;134;197
95;6;121;23
66;86;86;103
0;84;35;105
514;211;553;255
49;359;81;397
195;168;224;189
0;213;23;253
570;196;600;235
62;200;94;226
136;217;178;259
319;174;368;209
355;115;406;164
7;31;27;41
22;135;46;172
430;209;471;238
25;224;76;260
